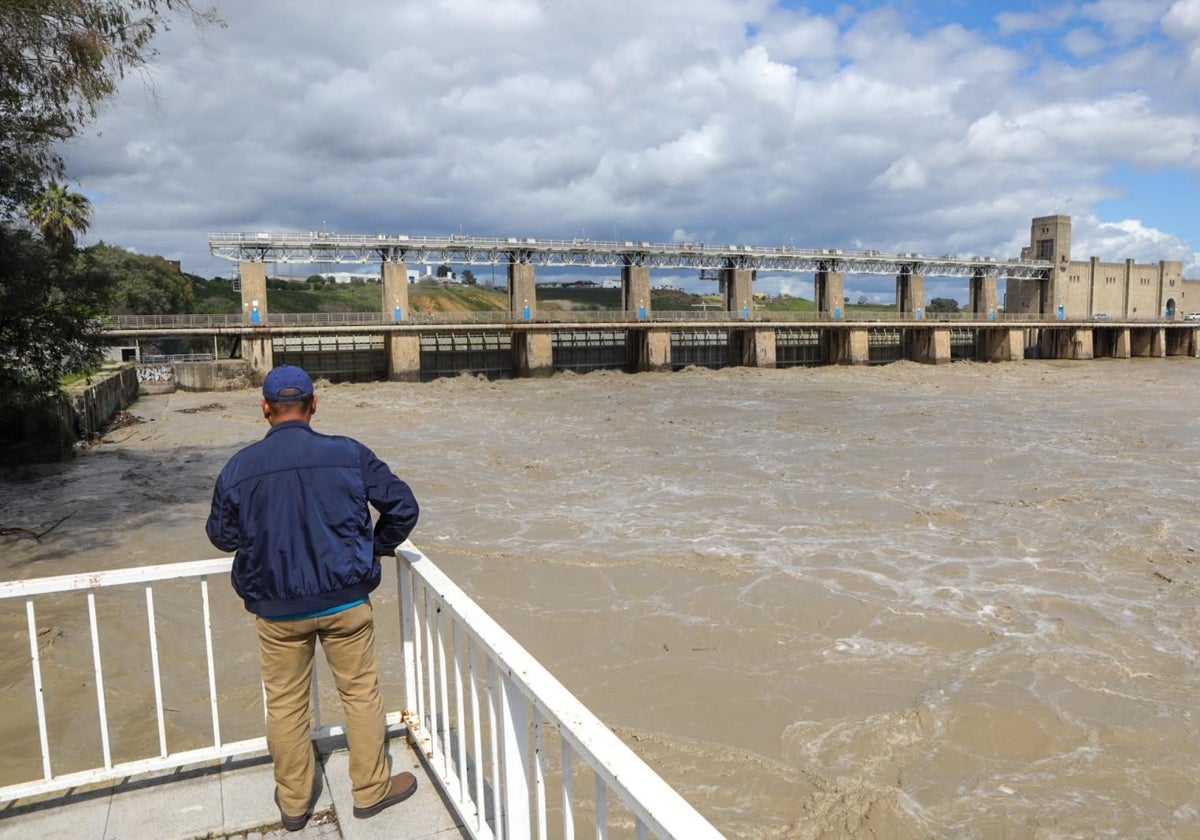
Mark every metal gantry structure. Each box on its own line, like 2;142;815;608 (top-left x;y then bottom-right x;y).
208;232;1052;280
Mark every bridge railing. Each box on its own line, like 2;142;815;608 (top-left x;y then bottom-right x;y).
0;544;724;839
100;310;1184;332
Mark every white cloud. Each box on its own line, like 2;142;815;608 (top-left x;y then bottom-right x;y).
1063;27;1107;56
1072;214;1197;272
873;157;928;191
61;0;1200;297
1164;0;1200;82
995;4;1075;36
1081;0;1176;39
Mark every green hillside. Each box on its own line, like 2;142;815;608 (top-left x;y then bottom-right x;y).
187;276;840;315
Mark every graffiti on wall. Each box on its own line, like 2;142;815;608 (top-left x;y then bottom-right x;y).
137;365;174;383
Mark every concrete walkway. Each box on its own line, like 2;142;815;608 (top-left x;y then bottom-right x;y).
0;735;468;840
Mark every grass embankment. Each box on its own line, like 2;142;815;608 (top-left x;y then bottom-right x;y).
191;280;512;314
275;282;512;314
189;278;899;315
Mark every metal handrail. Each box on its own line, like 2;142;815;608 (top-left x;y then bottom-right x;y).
0;559;278;801
100;310;1189;330
397;542;724;839
0;545;724;838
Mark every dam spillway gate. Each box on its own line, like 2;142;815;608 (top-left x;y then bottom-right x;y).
103;317;1200;383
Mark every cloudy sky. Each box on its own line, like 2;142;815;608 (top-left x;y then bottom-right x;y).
65;0;1200;303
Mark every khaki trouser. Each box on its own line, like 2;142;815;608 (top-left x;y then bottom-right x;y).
256;602;390;813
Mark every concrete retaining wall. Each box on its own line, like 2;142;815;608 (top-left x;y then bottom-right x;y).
138;363;176;394
66;366;140;440
174;360;257;392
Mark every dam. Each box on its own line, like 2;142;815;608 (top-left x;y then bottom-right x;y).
102;214;1200;383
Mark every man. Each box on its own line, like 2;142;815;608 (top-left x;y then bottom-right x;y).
206;364;420;831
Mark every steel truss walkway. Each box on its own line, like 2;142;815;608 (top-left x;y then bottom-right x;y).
209;232;1052;280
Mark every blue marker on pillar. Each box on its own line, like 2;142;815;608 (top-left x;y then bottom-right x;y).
251;300;261;326
638;304;646;321
523;301;531;321
834;307;841;321
1057;304;1064;321
393;305;402;323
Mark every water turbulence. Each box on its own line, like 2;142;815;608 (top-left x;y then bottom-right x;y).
2;360;1198;838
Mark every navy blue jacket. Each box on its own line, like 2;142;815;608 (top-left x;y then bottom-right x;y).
206;420;419;618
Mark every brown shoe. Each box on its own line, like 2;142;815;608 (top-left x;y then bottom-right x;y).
352;772;418;819
274;789;311;832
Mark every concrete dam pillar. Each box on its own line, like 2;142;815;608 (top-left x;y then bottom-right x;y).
910;327;950;364
632;328;672;372
977;328;1024;362
897;270;925;316
382;261;410;322
969;271;998;319
832;327;869;364
515;330;553;377
720;268;754;317
239;261;268;325
244;335;273;376
741;328;776;368
386;334;420;382
239;261;272;375
508;263;537;319
621;264;651;318
815;270;844;318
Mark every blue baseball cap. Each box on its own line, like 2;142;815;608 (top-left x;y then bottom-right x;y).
262;365;314;402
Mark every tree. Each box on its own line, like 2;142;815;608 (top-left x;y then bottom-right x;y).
0;1;221;218
27;181;92;249
461;269;477;286
0;228;116;462
0;1;220;216
85;241;194;314
928;297;960;313
0;1;219;463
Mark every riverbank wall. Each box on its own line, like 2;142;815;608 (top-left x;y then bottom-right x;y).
135;360;257;395
174;360;257;392
64;366;140;440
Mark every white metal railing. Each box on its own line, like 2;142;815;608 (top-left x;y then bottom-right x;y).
396;542;723;839
0;558;273;801
0;544;724;839
101;310;1185;331
139;353;216;363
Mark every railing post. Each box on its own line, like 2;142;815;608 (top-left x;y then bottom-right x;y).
500;673;531;839
487;661;504;840
25;600;51;780
396;554;418;717
86;591;113;770
561;740;575;840
199;577;222;749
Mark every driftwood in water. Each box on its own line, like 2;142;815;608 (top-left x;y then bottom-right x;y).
0;512;73;540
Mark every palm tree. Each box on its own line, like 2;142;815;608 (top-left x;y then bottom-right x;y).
27;181;92;249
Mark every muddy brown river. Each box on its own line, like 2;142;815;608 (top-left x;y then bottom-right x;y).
2;360;1199;838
